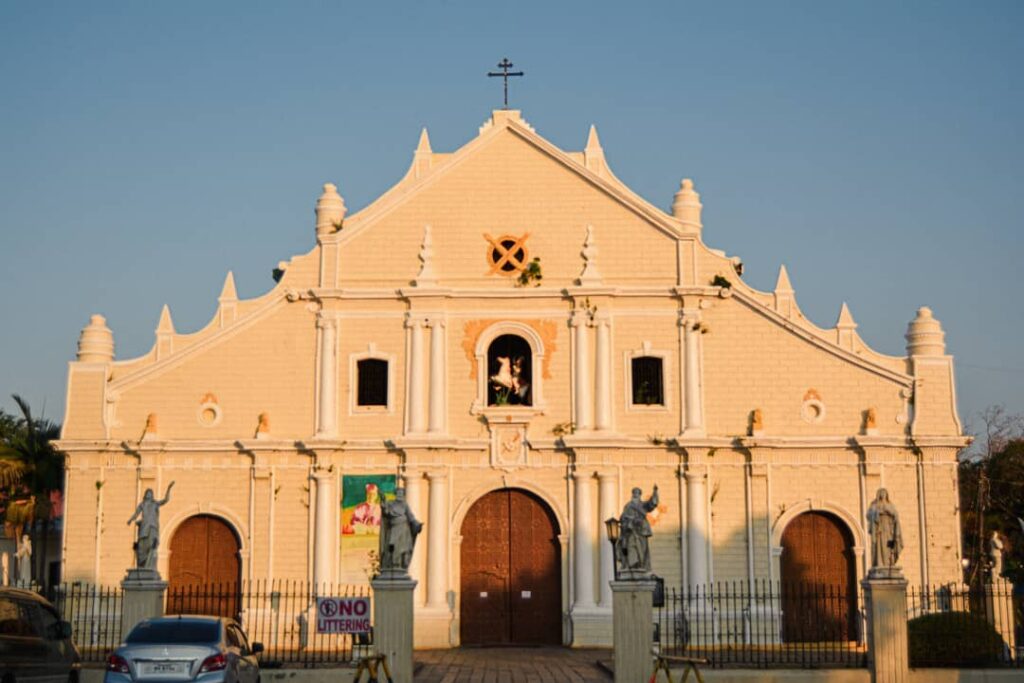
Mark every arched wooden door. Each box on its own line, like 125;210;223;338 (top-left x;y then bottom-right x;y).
460;489;561;645
167;515;241;618
780;511;857;642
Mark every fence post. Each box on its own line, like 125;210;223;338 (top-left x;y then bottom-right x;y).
611;578;657;683
120;569;167;640
862;572;909;683
370;576;417;683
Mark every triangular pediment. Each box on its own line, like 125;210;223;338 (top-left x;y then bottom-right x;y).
328;112;686;288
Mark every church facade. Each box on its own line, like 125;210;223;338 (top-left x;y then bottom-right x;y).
57;110;968;647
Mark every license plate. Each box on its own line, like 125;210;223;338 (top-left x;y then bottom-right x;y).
145;662;185;675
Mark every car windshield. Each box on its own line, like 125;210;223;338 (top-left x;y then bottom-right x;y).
126;620;219;644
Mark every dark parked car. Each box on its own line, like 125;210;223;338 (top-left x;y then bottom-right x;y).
105;616;262;683
0;586;81;682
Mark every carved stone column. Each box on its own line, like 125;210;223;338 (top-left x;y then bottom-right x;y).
427;318;446;435
316;318;338;437
403;469;425;606
406;316;427;434
312;468;335;587
597;471;618;608
686;464;709;588
573;470;597;611
425;471;448;610
572;310;593;431
681;312;705;436
594;313;613;431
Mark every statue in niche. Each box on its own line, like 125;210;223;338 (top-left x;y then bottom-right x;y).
15;535;32;586
989;531;1005;579
617;485;660;578
866;488;903;575
127;482;175;572
490;355;530;405
378;487;422;578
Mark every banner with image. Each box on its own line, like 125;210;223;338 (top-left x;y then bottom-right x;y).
340;474;396;580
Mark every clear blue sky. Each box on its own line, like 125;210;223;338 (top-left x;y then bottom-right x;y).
1;2;1021;431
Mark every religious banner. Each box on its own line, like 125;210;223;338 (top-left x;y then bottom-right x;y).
340;474;396;580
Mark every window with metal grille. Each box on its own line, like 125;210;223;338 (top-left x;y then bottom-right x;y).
631;356;664;406
357;358;388;407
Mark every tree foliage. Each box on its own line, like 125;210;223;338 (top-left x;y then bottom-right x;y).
0;395;64;527
959;405;1024;586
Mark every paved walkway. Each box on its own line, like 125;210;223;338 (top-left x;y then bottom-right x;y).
415;647;612;682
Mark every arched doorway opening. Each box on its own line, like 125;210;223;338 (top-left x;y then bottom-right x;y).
487;334;533;406
780;511;857;642
167;515;242;618
460;488;561;645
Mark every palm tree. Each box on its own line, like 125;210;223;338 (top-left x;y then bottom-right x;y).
0;394;63;588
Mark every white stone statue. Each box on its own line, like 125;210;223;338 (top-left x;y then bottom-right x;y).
617;485;660;578
378;487;422;578
15;534;32;586
866;488;903;574
989;531;1005;579
127;482;174;572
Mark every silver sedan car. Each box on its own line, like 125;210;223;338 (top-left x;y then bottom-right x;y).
105;616;263;683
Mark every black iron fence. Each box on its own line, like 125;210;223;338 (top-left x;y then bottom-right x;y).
656;581;867;669
907;583;1022;668
45;583;124;663
165;580;372;668
34;580;370;667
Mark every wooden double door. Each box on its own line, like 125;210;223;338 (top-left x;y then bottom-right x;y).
167;515;242;618
780;511;858;642
460;489;562;645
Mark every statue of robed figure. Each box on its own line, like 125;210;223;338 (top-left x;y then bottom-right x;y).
378;487;423;579
127;482;174;572
866;487;903;577
617;485;660;578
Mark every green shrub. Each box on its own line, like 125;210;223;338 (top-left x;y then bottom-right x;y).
907;611;1005;667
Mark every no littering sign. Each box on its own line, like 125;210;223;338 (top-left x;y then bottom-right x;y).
315;596;371;634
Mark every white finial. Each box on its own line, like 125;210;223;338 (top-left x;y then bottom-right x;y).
672;178;703;232
906;306;946;357
414;128;433;178
584;125;605;173
414;224;438;287
156;304;175;334
774;265;794;293
316;183;346;237
218;271;238;302
76;314;115;362
836;302;857;329
577;225;602;285
416;127;432;154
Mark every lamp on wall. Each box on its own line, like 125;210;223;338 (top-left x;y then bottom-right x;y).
605;517;621;581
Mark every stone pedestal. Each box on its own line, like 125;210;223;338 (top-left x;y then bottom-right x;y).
862;572;908;683
611;579;656;683
121;569;167;640
985;578;1017;658
371;576;417;683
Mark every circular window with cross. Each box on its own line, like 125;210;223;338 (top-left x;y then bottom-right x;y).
485;233;530;276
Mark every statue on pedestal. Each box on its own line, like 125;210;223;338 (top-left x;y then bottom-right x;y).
127;482;174;572
866;488;903;576
15;534;32;586
378;487;422;578
989;531;1005;579
617;485;659;578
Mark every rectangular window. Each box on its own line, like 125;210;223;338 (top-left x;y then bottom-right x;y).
357;358;389;407
631;356;664;406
